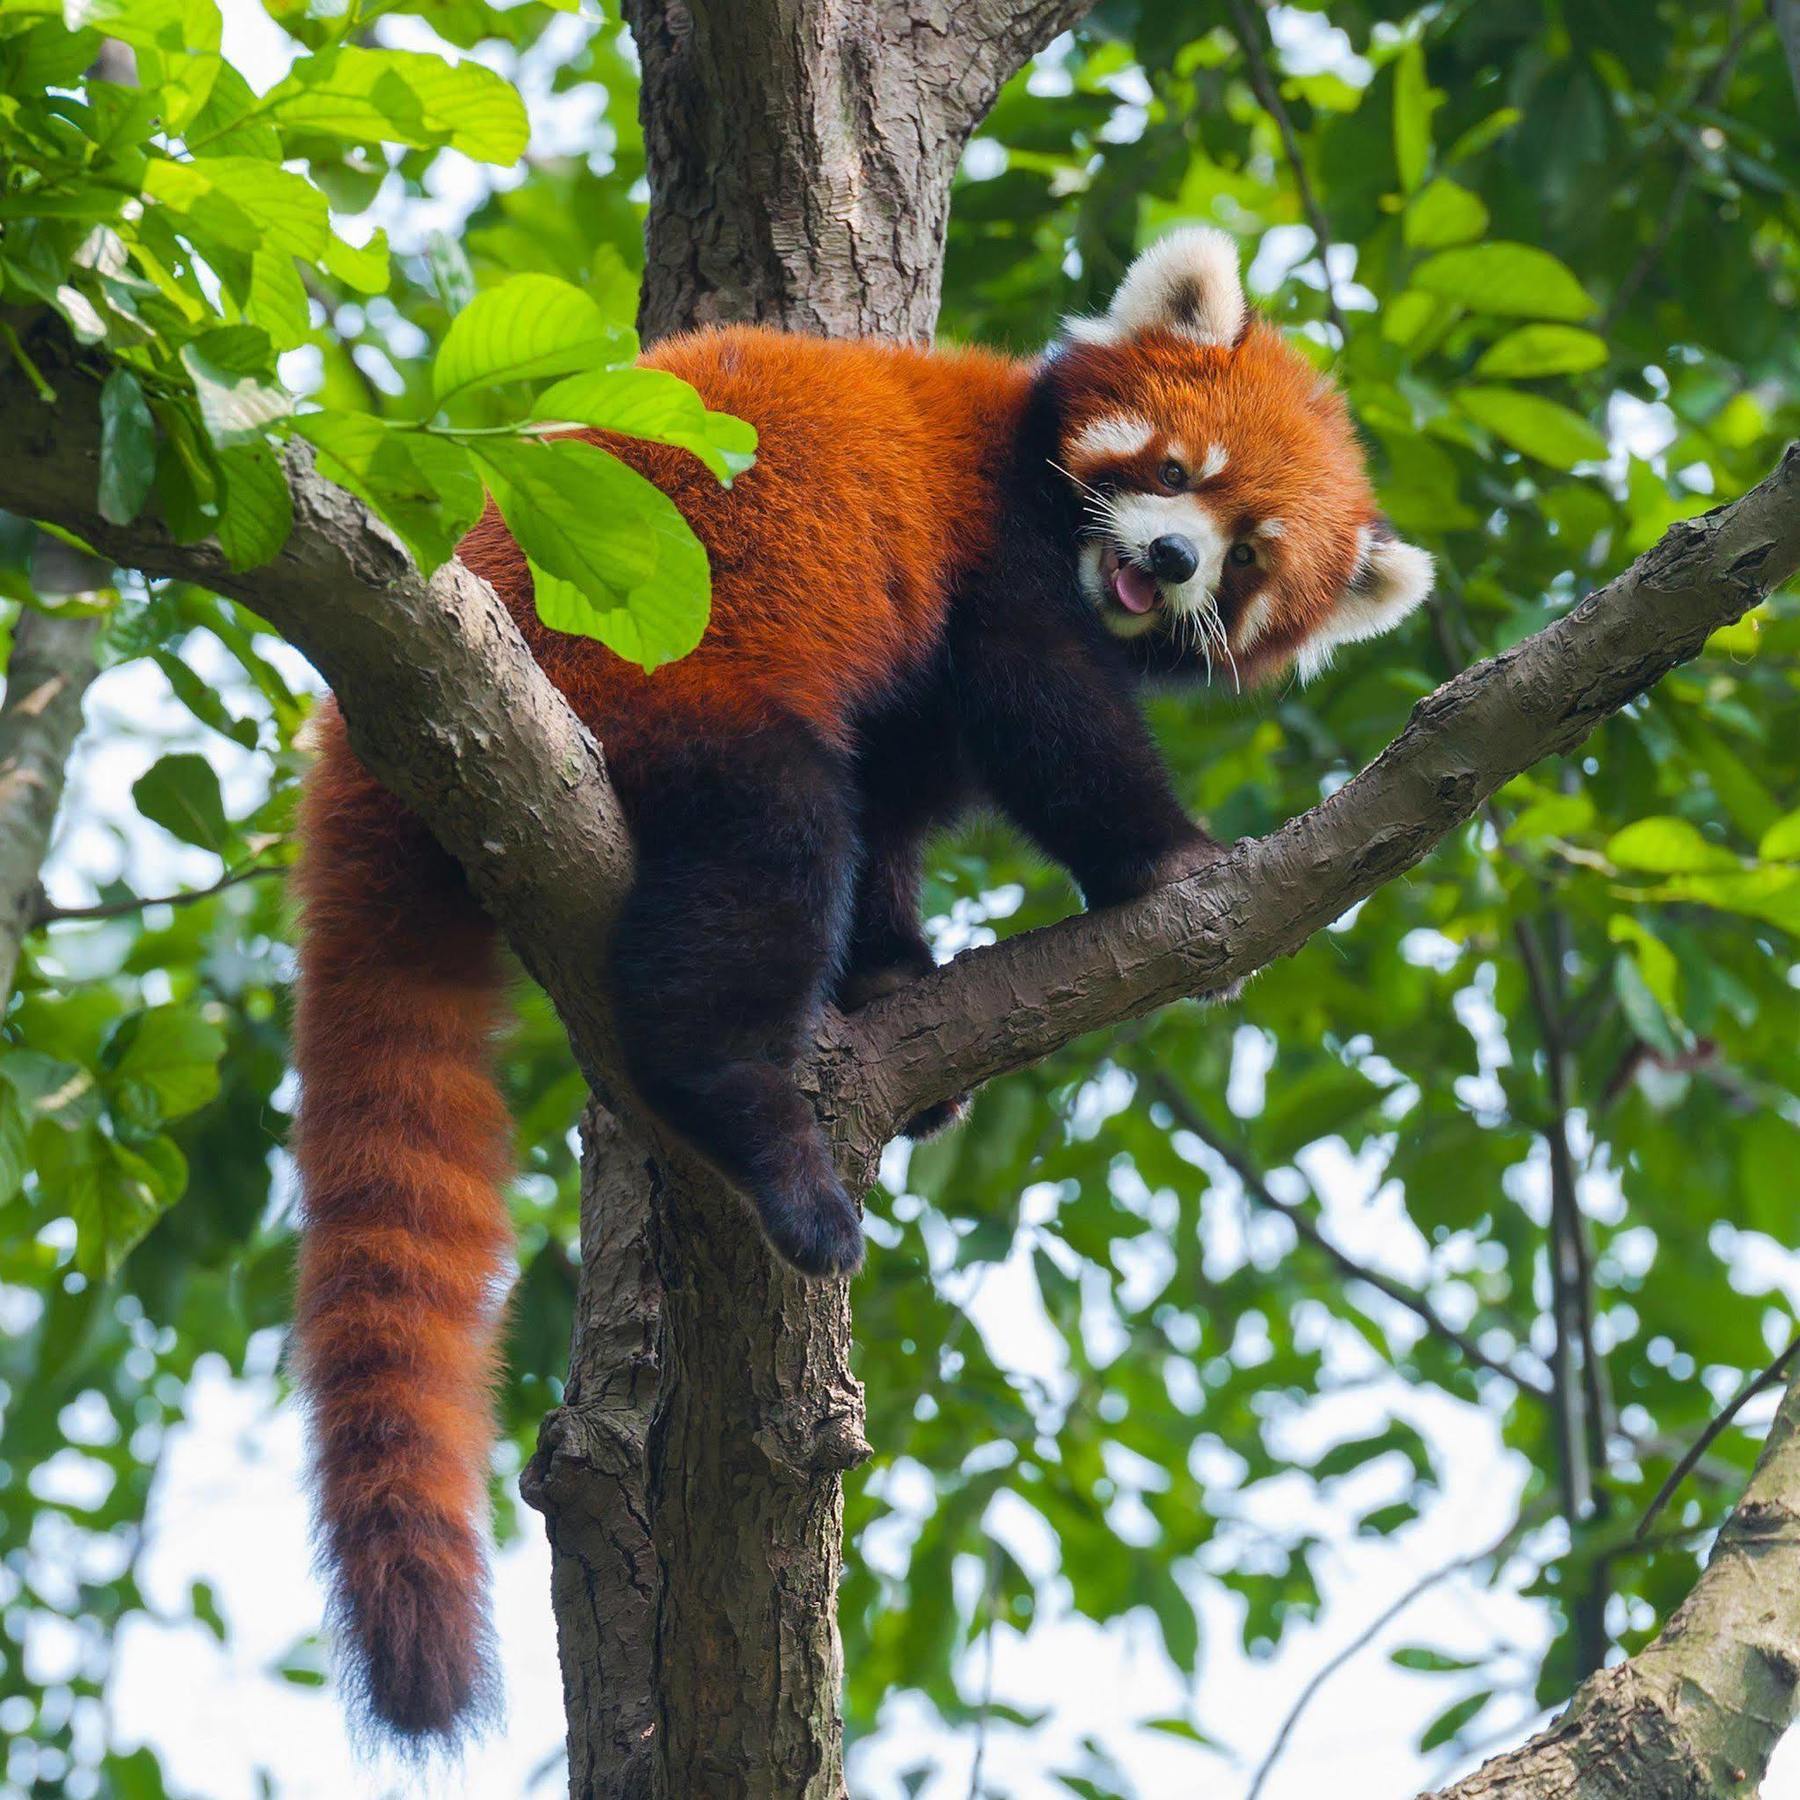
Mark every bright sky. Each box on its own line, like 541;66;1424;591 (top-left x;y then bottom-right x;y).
21;4;1800;1796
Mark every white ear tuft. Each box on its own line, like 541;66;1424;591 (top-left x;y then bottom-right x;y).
1071;227;1247;348
1297;527;1434;683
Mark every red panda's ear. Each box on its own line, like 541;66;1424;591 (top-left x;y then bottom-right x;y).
1064;228;1247;349
1296;519;1435;683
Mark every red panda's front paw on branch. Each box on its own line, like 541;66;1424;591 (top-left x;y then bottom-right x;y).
1082;831;1233;908
1148;832;1235;890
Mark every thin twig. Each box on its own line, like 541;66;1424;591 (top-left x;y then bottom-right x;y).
1601;13;1757;331
1245;1513;1534;1800
1225;0;1347;341
1635;1334;1800;1544
1148;1075;1552;1399
1516;912;1610;1677
31;859;281;927
967;1543;1002;1800
1433;585;1612;1671
1776;0;1800;111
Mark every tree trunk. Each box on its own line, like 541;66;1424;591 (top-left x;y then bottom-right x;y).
524;5;1093;1794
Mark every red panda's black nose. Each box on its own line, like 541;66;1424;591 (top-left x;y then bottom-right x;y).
1148;534;1199;584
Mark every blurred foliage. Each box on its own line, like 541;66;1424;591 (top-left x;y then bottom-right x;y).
2;0;1799;1797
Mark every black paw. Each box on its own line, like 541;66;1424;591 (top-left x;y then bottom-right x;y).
835;952;934;1012
758;1177;866;1279
902;1093;971;1139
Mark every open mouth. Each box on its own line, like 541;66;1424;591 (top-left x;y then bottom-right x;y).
1099;542;1162;617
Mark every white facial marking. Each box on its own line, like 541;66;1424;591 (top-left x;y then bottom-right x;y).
1105;493;1231;609
1236;590;1276;651
1198;443;1229;481
1255;518;1285;539
1069;413;1156;463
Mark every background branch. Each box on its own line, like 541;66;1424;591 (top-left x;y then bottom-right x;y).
31;859;281;928
1226;0;1347;340
1149;1075;1551;1397
0;604;100;1010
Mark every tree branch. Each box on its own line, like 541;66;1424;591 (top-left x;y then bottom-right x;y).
1420;1360;1800;1800
1635;1335;1800;1546
0;603;101;1010
1251;1512;1539;1800
1770;0;1800;115
1600;17;1756;333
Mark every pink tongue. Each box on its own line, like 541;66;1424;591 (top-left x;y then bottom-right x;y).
1111;562;1160;614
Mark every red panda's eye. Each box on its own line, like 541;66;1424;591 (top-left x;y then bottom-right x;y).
1159;460;1186;491
1228;542;1256;567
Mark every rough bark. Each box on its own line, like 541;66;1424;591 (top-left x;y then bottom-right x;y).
1422;1361;1800;1800
624;0;1095;343
539;5;1098;1793
0;605;100;1010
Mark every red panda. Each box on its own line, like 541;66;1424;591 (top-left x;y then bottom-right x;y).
290;228;1432;1740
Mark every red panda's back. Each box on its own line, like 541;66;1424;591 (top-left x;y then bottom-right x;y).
458;327;1034;759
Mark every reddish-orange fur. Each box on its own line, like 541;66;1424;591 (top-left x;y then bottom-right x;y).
461;330;1036;751
293;715;511;1737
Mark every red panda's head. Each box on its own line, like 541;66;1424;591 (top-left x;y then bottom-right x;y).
1048;227;1431;687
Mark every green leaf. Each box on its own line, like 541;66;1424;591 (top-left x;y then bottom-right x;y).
1455;386;1606;469
255;45;528;164
476;436;710;671
1637;869;1800;935
1419;1690;1492;1752
179;327;289;449
1413;243;1595;320
1392;42;1435;193
1472;324;1608;378
1402;178;1489;249
66;0;220;55
216;440;293;570
131;751;231;852
1607;916;1680;1013
1759;809;1800;863
1612;953;1681;1060
320;228;389;296
1391;1646;1481;1673
39;1125;178;1281
433;273;636;405
533;367;756;483
1608;817;1740;874
183;57;281;158
103;1004;227;1121
293;415;483;575
247;251;309;353
98;369;156;527
143;157;328;260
